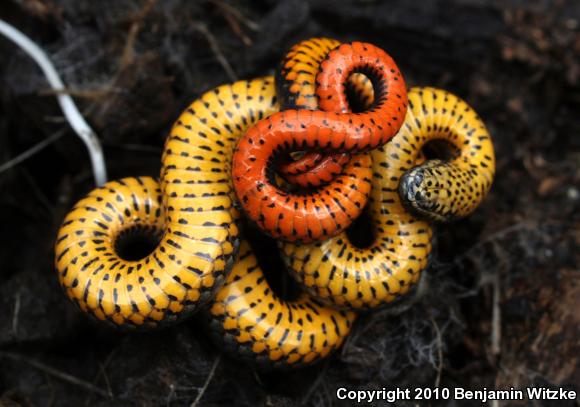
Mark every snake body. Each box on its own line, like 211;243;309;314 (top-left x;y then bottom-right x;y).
282;87;494;309
55;76;359;365
398;88;495;221
232;41;407;243
56;78;279;327
277;38;373;188
207;240;356;367
54;37;495;367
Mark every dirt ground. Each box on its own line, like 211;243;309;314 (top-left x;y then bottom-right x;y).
0;1;579;406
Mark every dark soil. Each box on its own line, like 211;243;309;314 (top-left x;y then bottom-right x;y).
0;1;579;406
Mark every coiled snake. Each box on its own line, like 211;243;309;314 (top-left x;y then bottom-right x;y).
54;38;494;367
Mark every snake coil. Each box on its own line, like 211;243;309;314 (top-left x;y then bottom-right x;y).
54;37;495;368
232;41;408;243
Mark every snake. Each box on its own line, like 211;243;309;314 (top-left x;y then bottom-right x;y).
232;40;408;243
53;37;494;367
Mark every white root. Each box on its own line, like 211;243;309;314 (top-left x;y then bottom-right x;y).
0;19;107;186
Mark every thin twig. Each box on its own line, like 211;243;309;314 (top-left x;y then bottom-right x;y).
88;0;158;125
491;271;502;357
210;0;255;46
86;345;120;406
40;86;121;100
301;359;331;405
190;354;221;407
0;19;107;186
0;351;110;398
96;362;114;400
12;291;21;337
22;168;55;216
209;0;260;31
0;131;64;176
166;383;176;407
120;0;158;70
454;222;533;264
428;312;444;388
192;22;237;81
104;142;162;154
222;10;253;46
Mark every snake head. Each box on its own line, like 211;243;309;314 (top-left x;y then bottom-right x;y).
398;160;459;222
